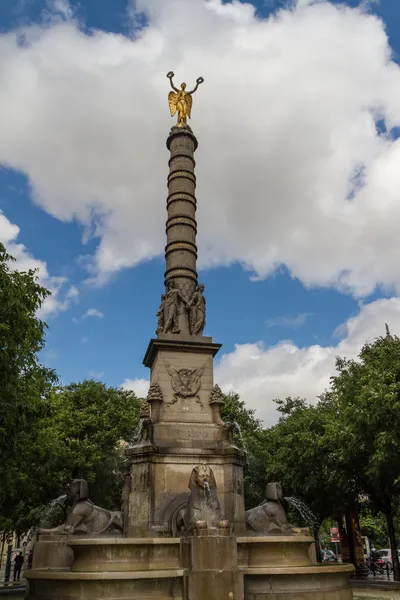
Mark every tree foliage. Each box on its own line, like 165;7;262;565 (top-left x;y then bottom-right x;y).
28;380;141;527
0;243;57;530
328;333;400;578
264;397;358;525
221;392;270;508
1;376;141;532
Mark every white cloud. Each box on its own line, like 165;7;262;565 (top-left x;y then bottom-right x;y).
73;308;104;323
0;1;399;295
216;297;400;425
82;308;104;319
121;378;149;399
0;211;78;317
266;312;311;328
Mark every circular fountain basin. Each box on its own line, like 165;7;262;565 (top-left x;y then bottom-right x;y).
238;536;354;599
68;537;181;572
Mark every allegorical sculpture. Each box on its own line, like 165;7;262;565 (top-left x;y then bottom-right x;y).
156;293;166;335
188;283;206;335
162;280;188;334
245;482;298;535
165;360;206;405
167;71;204;127
40;479;123;536
183;465;221;531
157;282;207;337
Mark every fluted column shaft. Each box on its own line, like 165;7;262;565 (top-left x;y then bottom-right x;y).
165;127;198;301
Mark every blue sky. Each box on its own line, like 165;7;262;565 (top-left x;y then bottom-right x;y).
1;0;400;423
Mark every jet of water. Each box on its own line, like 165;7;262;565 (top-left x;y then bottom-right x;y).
232;422;248;455
38;493;68;528
204;480;212;504
284;496;319;528
50;494;67;508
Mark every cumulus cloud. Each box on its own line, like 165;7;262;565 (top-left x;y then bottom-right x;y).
0;0;399;295
216;297;400;425
0;211;78;317
121;378;149;399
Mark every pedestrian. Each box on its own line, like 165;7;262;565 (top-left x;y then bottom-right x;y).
13;552;24;581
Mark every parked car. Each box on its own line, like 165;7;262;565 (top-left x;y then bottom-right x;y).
375;548;400;569
376;549;391;564
321;549;337;562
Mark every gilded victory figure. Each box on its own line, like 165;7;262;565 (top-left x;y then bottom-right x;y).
167;71;204;126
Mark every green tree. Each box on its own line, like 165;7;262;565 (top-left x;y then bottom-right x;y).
2;379;141;532
359;507;388;549
329;333;400;579
264;397;360;561
221;392;270;508
0;243;57;531
29;380;141;522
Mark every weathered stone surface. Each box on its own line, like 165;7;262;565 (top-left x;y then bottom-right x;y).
123;448;246;537
182;465;221;531
39;479;122;537
31;533;73;571
246;483;296;536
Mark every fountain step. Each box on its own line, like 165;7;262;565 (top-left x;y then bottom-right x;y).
244;563;354;600
25;570;184;600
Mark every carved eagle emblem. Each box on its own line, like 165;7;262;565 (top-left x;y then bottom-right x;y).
165;361;206;398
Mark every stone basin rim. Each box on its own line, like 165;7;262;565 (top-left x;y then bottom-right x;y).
237;536;313;543
242;564;354;575
25;569;184;580
68;537;181;546
68;535;313;547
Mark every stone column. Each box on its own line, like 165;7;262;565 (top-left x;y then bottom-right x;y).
164;125;199;334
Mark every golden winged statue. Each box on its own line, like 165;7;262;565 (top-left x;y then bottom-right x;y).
167;71;204;126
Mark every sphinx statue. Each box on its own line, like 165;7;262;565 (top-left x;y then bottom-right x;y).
245;482;297;535
181;464;221;531
39;479;123;536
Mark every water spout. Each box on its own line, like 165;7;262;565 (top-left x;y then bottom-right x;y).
232;421;248;454
37;494;68;528
284;496;318;528
204;480;212;504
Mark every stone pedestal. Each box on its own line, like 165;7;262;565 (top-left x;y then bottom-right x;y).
125;445;246;537
32;533;73;571
181;527;244;600
144;336;221;427
123;333;247;537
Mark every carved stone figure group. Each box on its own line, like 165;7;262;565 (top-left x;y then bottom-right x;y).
156;281;206;336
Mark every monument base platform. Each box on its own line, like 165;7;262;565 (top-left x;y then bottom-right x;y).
26;535;354;600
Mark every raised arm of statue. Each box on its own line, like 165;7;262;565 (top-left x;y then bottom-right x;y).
188;77;204;95
167;71;180;93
